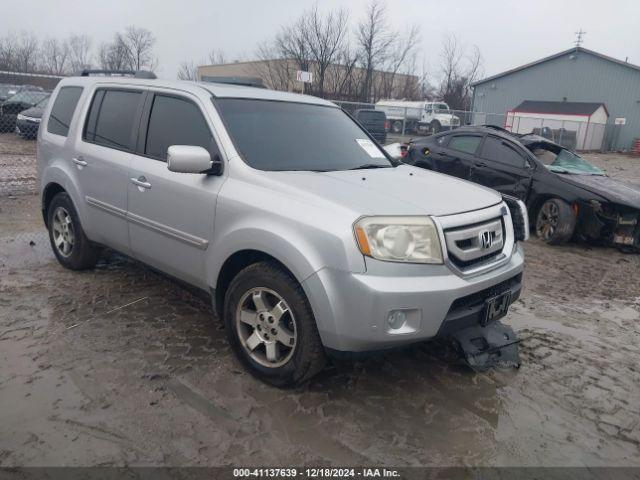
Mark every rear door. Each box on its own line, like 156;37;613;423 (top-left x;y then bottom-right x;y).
127;90;225;289
426;133;483;180
72;87;145;254
470;135;533;199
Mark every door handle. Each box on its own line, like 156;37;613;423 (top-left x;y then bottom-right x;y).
72;157;87;168
476;162;488;168
131;176;152;190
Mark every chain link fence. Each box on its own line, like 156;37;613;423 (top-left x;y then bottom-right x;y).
333;100;616;152
0;87;50;197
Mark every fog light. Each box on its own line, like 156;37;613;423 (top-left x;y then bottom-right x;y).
387;310;407;330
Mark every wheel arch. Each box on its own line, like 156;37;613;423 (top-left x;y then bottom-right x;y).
42;182;66;227
212;249;302;319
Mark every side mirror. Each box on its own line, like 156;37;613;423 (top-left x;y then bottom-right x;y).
167;145;222;174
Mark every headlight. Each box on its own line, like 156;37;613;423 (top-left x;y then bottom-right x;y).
354;216;443;264
17;113;26;121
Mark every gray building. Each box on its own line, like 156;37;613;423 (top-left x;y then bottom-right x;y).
471;47;640;150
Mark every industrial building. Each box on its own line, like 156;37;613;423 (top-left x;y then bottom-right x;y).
471;47;640;150
197;59;420;102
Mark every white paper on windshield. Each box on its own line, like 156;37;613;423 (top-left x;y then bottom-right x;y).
355;138;385;158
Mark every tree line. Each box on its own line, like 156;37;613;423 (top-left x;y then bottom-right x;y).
180;1;484;109
0;26;157;76
2;2;484;110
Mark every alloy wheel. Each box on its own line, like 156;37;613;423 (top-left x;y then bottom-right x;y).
235;288;297;368
52;206;75;257
536;201;559;241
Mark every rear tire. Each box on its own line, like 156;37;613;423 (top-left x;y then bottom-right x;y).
391;120;403;134
47;192;100;270
535;198;576;245
223;261;326;387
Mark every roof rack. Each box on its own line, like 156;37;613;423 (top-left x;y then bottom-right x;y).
78;69;157;79
200;75;266;89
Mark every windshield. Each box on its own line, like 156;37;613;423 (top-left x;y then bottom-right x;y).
215;99;393;172
0;86;17;97
5;91;49;104
36;96;50;107
533;147;605;175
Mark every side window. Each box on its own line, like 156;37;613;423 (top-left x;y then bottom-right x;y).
47;86;83;137
480;136;526;168
448;135;482;154
145;94;216;161
84;89;143;151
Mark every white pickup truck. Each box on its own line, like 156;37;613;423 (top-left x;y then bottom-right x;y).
375;100;460;134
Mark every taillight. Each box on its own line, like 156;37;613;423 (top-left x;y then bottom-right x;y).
400;145;408;158
384;120;390;130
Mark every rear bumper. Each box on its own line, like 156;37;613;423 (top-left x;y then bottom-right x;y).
16;119;40;137
303;243;524;352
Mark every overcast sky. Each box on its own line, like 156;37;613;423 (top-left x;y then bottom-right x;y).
4;0;639;81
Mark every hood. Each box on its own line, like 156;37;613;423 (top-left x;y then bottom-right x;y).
18;105;44;119
557;174;640;209
262;164;502;217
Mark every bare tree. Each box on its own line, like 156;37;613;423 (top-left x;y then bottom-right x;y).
14;32;40;73
98;26;157;71
379;24;420;99
355;1;395;102
68;34;93;73
207;49;227;65
253;42;293;91
437;34;483;110
177;60;199;80
98;34;130;70
0;34;18;70
122;26;157;70
325;45;360;101
304;5;348;97
41;37;69;75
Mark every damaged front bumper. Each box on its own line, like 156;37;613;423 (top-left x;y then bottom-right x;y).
579;200;640;250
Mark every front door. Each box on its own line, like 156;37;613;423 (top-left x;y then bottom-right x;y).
127;91;225;289
470;135;533;200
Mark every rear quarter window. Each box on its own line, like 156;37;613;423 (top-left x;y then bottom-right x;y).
46;86;83;137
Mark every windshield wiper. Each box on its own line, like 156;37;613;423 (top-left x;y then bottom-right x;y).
348;164;392;170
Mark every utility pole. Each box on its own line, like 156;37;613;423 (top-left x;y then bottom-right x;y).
574;29;586;48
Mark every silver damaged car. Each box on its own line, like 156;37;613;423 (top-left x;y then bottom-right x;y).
38;71;527;386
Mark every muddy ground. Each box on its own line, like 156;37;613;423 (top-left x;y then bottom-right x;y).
1;134;639;467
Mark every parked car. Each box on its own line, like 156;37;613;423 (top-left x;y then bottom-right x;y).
16;96;49;139
0;90;49;133
405;126;640;250
353;109;387;144
0;84;43;102
375;100;460;134
38;74;527;386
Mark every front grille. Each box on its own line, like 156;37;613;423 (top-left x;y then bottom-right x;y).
444;217;505;270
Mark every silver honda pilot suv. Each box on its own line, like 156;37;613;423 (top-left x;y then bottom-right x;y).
37;73;527;386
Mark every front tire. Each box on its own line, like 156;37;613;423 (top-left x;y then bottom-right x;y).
223;261;326;387
430;121;441;133
535;198;576;245
47;192;100;270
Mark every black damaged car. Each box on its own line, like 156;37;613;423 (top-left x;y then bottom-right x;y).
405;126;640;251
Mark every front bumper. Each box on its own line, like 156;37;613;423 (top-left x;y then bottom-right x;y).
303;243;524;352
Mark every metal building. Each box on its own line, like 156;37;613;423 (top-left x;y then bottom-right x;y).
471;47;640;150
